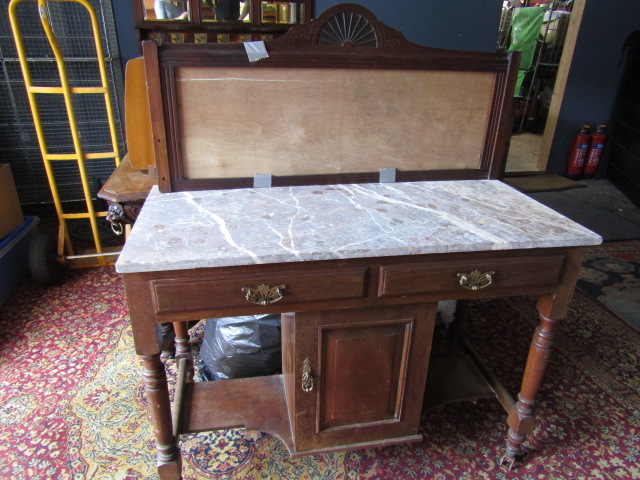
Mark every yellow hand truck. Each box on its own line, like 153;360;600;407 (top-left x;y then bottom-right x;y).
8;0;122;285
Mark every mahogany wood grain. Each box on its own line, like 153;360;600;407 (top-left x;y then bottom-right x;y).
143;40;171;192
500;247;587;469
122;274;163;356
179;374;294;450
286;304;436;453
127;248;576;324
125;245;587;477
536;247;586;319
150;265;368;314
378;255;566;298
172;321;191;359
280;312;297;437
320;322;410;428
172;357;188;436
141;354;181;476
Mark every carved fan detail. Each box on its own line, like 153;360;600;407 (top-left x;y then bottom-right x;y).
318;12;377;47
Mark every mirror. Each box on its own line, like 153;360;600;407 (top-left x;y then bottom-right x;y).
139;0;306;25
260;2;305;24
143;0;190;21
201;0;251;22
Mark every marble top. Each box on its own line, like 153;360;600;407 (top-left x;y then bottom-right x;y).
116;180;602;274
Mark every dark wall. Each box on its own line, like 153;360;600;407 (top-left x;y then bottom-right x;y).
314;1;502;51
547;1;640;175
113;1;140;66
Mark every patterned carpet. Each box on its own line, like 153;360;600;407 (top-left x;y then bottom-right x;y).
578;240;640;331
0;254;639;479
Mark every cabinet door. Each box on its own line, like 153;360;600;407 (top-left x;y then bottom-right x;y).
282;303;437;454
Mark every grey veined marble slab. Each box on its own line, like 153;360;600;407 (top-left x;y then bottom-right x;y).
116;180;602;273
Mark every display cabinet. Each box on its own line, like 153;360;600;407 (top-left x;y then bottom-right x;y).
132;0;311;42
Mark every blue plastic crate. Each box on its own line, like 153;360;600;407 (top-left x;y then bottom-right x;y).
0;216;39;307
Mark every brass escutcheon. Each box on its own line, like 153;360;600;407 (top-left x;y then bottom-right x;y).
241;284;286;305
457;270;495;291
301;357;314;392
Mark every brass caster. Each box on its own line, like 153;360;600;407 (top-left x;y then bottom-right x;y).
499;454;516;471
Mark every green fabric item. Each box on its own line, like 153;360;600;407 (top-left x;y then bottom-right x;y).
508;7;545;95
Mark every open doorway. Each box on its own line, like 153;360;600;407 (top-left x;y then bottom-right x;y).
498;0;582;173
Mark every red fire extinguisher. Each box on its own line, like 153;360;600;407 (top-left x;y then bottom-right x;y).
583;124;606;178
566;124;591;179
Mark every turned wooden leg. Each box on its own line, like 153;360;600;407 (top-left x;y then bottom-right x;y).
501;311;557;470
141;354;182;480
160;323;176;359
173;321;194;381
173;321;191;359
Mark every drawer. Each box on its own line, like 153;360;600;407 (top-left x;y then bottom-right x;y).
151;267;368;314
378;255;566;298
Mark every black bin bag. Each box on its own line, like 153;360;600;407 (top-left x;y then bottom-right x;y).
198;314;282;381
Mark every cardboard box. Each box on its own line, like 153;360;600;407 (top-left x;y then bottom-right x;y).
0;164;24;240
0;216;38;307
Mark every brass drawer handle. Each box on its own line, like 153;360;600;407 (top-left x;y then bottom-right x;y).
241;284;286;305
301;357;314;392
457;270;495;291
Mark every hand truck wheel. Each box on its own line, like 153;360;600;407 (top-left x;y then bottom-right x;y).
28;232;64;287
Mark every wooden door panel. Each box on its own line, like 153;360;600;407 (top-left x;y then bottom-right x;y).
285;303;437;454
320;321;412;429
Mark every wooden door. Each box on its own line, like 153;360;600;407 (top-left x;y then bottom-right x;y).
281;303;438;454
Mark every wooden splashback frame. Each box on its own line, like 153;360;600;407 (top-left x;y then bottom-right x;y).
144;3;520;193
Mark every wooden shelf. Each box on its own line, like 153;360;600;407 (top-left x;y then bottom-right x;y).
178;374;295;451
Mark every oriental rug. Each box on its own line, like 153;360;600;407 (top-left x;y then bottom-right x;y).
578;240;640;331
0;265;639;480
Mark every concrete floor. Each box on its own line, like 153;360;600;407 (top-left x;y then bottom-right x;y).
504;132;640;241
528;179;640;242
505;132;543;173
